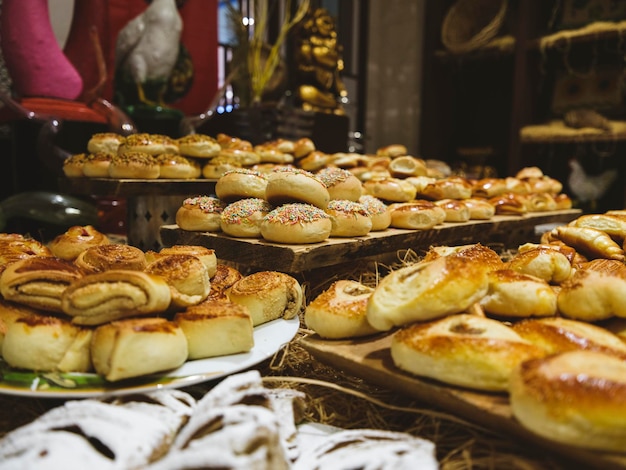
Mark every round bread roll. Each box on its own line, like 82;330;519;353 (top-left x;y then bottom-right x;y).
479;269;558;318
471;178;507;198
434;199;470;222
253;143;294;164
108;152;160;179
217;147;261;166
145;254;211;310
331;152;365;169
305;279;378;339
526;192;557;212
388;200;446;230
118;133;178;156
91;317;188;381
265;167;330;209
48;225;111;261
326;199;373;237
62;153;88;178
2;310;93;372
422;243;505;270
157;245;218;278
509;350;626;452
82;152;114;178
215;169;269;203
512;317;626;357
260;203;332;244
156;154;201;179
516;166;544;180
376;144;407;158
362;177;417;203
74;243;147;274
488;193;528;215
87;132;125;154
387;155;428;178
0;238;53;274
297;150;332;172
391;314;545;391
316;167;363;202
0;299;35;350
506;245;572;284
358;195;391;231
220;198;273;238
417;176;473;200
216;132;253;150
176;196;225;232
293;137;316;158
176;133;221;158
174;299;254;359
366;253;492;331
201;156;242;179
504;176;531;195
570;213;626;241
553;193;573;209
226;271;303;326
462;197;496;220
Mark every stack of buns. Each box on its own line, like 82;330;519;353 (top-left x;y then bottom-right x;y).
0;225;303;382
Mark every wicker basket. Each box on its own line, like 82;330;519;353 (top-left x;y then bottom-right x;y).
441;0;508;53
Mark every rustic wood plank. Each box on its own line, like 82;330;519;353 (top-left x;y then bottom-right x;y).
300;333;626;470
59;177;217;197
160;210;581;273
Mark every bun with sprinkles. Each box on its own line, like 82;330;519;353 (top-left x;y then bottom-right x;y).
265;167;330;209
316;167;363;202
325;200;372;237
176;196;226;232
215;169;269;203
260;203;332;244
359;195;391;231
220;198;273;238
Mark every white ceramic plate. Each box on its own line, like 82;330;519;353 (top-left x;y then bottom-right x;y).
0;317;300;398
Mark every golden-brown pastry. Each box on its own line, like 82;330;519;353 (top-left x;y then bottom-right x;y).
362;177;417;203
550;225;624;261
174;299;254;359
48;225;110;261
512;317;626;358
553;193;573;209
226;271;303;326
509;350;626;452
525;192;557;212
82;152;114;178
388;200;446;230
358;195;391;231
515;166;544;180
265;167;330;209
391;314;545;391
488;192;528;215
0;256;84;313
145;254;211;310
462;197;495;220
504;176;531;195
155;154;201;179
215;169;269;203
366;253;492;331
422;243;505;271
217;147;261;166
201;156;242;179
471;178;507;198
417;176;473;200
61;270;172;325
325;200;372;237
305;280;378;339
316;167;363;202
62;153;88;178
517;242;586;269
87;132;126;154
434;199;470;222
2;310;93;372
297;150;332;172
176;133;221;158
376;143;407;158
0;299;34;350
91;317;188;381
387;155;428;178
557;259;626;321
208;264;243;300
506;245;572;284
569;213;626;241
108;152;160;179
260;203;332;244
253;143;294;164
74;243;147;274
479;269;557;318
175;195;225;232
293;137;315;158
156;245;218;278
118;133;178;156
220;198;273;238
0;238;53;273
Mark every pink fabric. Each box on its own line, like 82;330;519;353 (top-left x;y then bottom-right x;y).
1;0;83;99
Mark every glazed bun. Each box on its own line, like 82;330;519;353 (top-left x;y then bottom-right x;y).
391;314;545;392
388;200;446;230
48;225;110;261
462;197;496;220
434;199;471;222
316;167;363;202
176;133;221;158
174;299;254;359
215;169;269;203
387;155;428;178
226;271;303;326
118;133;178;156
91;317;188;381
87;132;125;154
176;196;225;232
305;280;378;339
506;245;572;284
265;167;330;209
220;198;273;238
362;177;416;203
2;311;93;372
74;244;147;274
358;195;391;231
260;203;332;244
509;350;626;452
156;154;201;179
417;176;473;200
108;152;160;179
325;200;372;237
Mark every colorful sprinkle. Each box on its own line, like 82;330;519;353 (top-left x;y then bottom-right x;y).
317;167;352;186
221;198;272;224
359;195;388;215
183;196;225;213
264;203;330;225
327;200;370;217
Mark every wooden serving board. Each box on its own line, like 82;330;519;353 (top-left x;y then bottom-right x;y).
160;210;581;273
300;333;626;470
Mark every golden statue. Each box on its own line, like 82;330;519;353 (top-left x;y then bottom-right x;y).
292;8;347;115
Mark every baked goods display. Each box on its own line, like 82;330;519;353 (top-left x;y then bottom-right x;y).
175;196;225;232
260;203;332;244
220;197;273;238
48;225;111;261
74;243;147;273
324;199;372;237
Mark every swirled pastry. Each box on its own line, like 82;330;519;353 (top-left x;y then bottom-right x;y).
391;314;545;391
61;270;171;325
506;245;573;284
0;238;53;273
305;280;378;339
74;243;147;274
156;245;218;278
0;256;84;313
48;225;110;261
226;271;303;326
208;264;243;300
550;225;624;261
569;213;626;241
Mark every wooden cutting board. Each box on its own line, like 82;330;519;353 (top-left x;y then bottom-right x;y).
300;332;626;470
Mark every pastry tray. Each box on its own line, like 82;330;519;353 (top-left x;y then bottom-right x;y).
300;332;626;470
160;210;581;273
